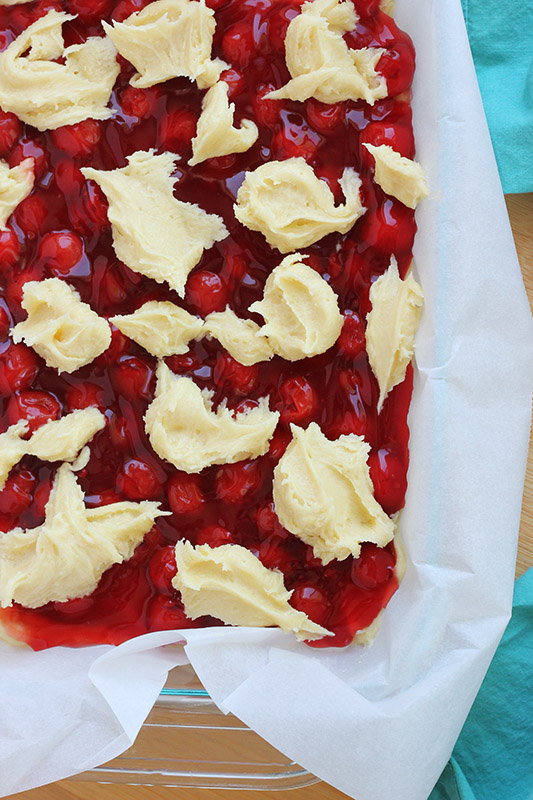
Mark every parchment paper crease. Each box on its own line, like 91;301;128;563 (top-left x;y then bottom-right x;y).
1;0;532;798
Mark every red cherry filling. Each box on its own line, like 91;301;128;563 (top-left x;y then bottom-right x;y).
51;120;102;159
196;524;235;548
118;458;160;500
0;471;36;517
351;543;396;589
148;546;177;594
9;138;48;178
186;270;228;316
0;228;21;270
147;595;192;632
0;111;22;158
337;310;366;358
158;108;197;152
38;230;84;275
368;444;407;514
0;0;417;649
7;390;61;432
215;460;262;504
221;23;256;68
290;582;330;627
214;352;259;394
277;376;317;424
167;472;204;515
0;344;40;395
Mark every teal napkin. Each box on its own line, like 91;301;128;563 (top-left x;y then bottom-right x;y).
429;567;533;800
460;0;533;193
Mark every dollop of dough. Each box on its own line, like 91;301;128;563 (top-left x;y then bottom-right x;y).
0;11;119;131
366;257;423;411
189;81;258;166
0;158;34;230
11;278;111;373
111;301;203;357
81;151;228;296
26;408;106;463
267;0;387;105
380;0;395;14
363;144;428;209
0;421;29;491
273;422;395;564
234;158;365;253
172;540;331;641
102;0;226;89
249;253;343;360
0;409;106;490
0;464;167;608
203;308;274;366
144;362;279;472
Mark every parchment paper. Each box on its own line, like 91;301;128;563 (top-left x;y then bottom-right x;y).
1;0;532;798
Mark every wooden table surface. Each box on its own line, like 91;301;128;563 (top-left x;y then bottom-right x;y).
8;194;533;800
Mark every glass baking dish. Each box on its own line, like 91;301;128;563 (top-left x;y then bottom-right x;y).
71;664;319;790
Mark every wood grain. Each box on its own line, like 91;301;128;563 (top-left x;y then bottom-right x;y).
505;194;533;577
7;195;533;800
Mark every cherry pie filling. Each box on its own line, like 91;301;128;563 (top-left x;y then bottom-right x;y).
0;0;417;649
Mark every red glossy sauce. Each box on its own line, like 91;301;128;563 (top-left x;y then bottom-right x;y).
0;0;417;649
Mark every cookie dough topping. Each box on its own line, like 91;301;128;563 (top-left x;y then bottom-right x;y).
0;409;106;490
82;151;228;296
102;0;226;89
24;408;106;463
144;362;279;473
172;540;331;641
111;301;203;358
0;422;29;491
0;464;167;609
366;257;423;411
0;11;119;131
11;278;111;373
203;308;274;366
273;422;395;564
189;81;258;166
0;158;34;230
235;158;365;253
267;0;387;105
249;253;343;360
363;144;428;208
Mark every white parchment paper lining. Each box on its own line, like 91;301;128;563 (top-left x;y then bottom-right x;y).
1;0;532;798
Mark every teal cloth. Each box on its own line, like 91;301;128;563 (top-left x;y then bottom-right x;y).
460;0;533;193
430;568;533;800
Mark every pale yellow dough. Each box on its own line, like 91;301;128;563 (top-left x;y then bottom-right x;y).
189;81;258;166
0;158;34;230
26;408;106;463
172;541;331;641
0;421;29;491
0;464;167;609
267;0;387;105
380;0;395;14
366;257;423;412
111;301;203;357
250;253;343;360
102;0;226;89
144;362;279;473
234;158;365;253
0;11;119;131
82;151;228;296
363;144;428;209
11;278;111;373
0;409;106;490
203;308;274;366
273;422;395;564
